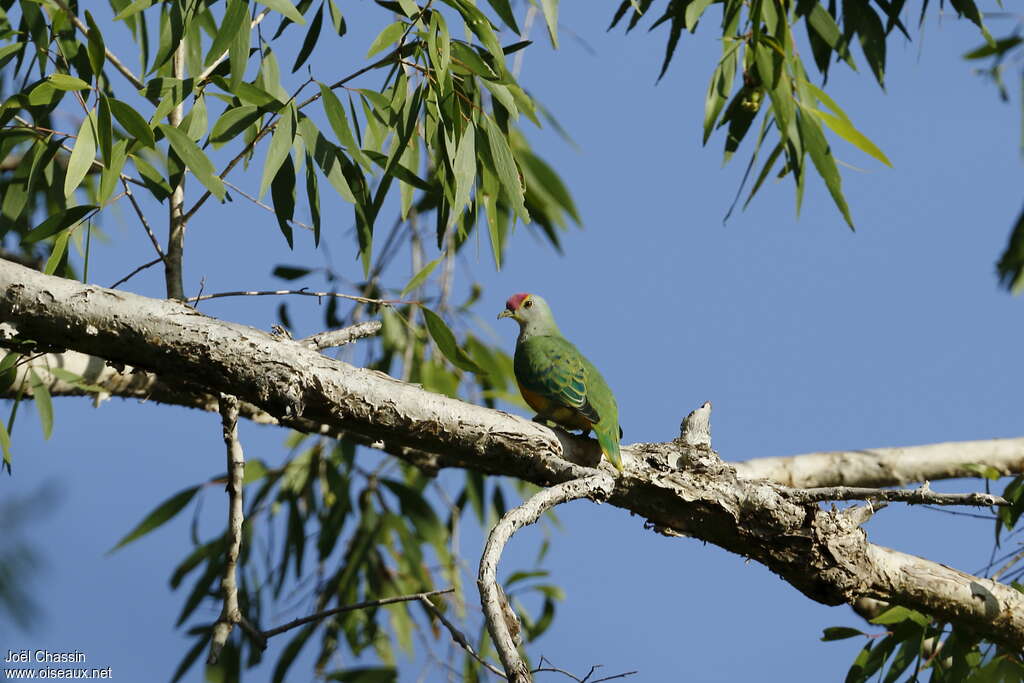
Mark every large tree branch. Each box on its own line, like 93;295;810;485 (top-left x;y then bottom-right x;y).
732;438;1024;488
3;259;1023;651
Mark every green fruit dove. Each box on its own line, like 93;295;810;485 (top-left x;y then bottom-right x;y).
498;293;623;470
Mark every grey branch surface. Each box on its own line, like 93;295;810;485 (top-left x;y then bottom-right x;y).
478;475;615;682
208;395;244;665
733;438;1024;488
4;260;1024;651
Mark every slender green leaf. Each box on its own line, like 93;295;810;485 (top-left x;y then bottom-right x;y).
113;0;154;22
28;370;53;440
256;0;306;24
367;21;406;58
159;124;226;200
319;83;370;169
539;0;559;48
109;98;156;148
207;0;249;67
44;229;71;275
305;153;321;245
209;105;260;145
451;123;476;225
259;104;296;198
482;117;528;222
401;257;442;297
270;155;296;248
292;2;324;72
22;206;98;245
85;12;107;76
422;308;484;374
48;73;91;91
821;627;865;641
110;486;201;552
798;110;853;228
65;111;98;198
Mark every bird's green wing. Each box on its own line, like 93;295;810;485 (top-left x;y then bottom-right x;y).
517;337;602;424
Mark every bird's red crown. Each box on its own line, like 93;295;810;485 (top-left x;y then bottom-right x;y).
505;293;531;312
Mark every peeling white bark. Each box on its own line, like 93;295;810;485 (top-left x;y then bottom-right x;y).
3;259;1023;651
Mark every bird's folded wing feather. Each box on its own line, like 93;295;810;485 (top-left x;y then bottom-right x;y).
519;338;602;424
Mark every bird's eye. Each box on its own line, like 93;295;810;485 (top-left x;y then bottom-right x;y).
524;299;533;308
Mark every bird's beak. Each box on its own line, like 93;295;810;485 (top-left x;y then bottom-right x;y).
497;309;513;320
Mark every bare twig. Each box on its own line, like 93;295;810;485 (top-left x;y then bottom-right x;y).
479;475;616;683
166;43;187;300
300;321;383;351
784;484;1008;507
121;178;166;260
186;289;411;306
532;658;638;683
417;595;507;678
260;588;455;644
222;179;314;232
109;257;163;289
208;395;245;664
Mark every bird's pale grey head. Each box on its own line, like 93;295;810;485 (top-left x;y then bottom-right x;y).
497;293;560;337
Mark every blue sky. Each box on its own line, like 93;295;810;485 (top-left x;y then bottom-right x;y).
3;2;1022;681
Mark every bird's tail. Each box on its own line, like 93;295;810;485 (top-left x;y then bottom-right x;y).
596;425;623;471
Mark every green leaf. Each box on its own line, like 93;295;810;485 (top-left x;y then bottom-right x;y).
48;73;91;91
870;606;928;626
113;0;154;22
292;1;324;72
400;257;442;297
964;36;1022;60
367;21;406;58
0;421;11;468
273;265;312;280
85;12;106;77
451;124;476;225
158;123;226;201
485;0;520;33
539;0;559;48
97;95;113;165
797;109;853;229
482;117;528;222
209;105;260;146
110;486;200;552
44;229;71;276
206;0;249;68
305;153;321;245
22;205;98;245
28;370;53;440
270;155;296;248
422;308;484;374
821;626;865;641
65;111;98;198
319;82;370;169
256;0;306;25
260;104;296;198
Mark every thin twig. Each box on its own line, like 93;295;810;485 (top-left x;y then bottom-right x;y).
417;595;507;678
532;658;638;683
300;321;382;351
785;484;1008;507
109;257;163;289
260;588;455;643
208;395;245;665
479;475;616;683
121;178;166;260
222;179;313;231
186;289;413;306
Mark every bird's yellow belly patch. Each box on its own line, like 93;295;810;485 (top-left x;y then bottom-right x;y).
517;382;593;432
